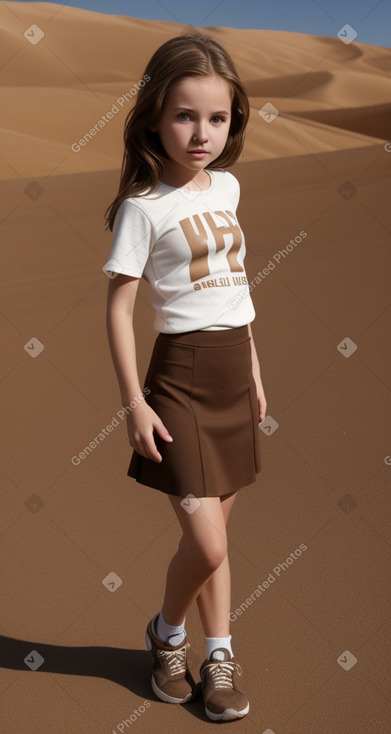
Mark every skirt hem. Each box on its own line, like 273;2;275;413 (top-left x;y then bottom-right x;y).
127;469;261;498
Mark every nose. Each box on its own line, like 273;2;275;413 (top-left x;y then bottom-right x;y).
192;121;209;143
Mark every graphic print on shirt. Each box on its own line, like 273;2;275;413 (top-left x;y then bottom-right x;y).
179;210;245;283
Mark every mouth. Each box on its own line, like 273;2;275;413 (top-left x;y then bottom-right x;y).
187;150;208;156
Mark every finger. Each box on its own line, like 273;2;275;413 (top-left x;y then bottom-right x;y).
142;434;163;463
153;420;173;443
130;434;152;459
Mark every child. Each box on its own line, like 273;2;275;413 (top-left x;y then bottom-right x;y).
103;31;266;722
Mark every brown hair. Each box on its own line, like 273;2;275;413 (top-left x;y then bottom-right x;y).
104;31;250;231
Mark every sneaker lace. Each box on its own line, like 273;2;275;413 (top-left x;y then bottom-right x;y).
205;661;241;689
157;645;187;675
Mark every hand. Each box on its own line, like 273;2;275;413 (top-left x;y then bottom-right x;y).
248;327;267;424
252;373;267;424
126;401;173;463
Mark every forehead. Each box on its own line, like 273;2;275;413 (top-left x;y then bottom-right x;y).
165;75;232;108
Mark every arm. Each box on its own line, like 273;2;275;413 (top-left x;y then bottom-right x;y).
247;323;267;423
106;274;173;461
106;274;143;403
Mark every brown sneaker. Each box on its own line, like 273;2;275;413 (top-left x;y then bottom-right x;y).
199;648;250;721
145;612;197;704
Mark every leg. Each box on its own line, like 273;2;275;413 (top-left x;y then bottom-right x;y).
173;491;237;636
161;494;230;626
195;490;238;637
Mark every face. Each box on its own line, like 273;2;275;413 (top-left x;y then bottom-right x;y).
150;75;232;183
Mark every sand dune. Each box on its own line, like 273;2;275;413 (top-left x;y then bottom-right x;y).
0;2;390;179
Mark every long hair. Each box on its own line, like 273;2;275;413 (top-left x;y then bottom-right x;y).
104;31;250;231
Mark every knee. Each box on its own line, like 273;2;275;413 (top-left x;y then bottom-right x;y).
188;536;227;575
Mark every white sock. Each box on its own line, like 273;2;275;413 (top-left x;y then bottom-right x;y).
156;608;186;646
205;635;233;659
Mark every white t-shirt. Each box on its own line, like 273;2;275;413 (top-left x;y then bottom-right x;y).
102;168;256;333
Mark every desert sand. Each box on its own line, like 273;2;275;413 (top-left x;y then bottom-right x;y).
1;2;390;732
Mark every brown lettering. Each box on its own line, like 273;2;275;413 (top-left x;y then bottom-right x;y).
179;210;244;282
203;211;244;273
178;215;210;282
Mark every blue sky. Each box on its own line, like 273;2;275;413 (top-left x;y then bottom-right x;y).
26;0;391;47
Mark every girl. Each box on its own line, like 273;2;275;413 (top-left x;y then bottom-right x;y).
103;31;266;722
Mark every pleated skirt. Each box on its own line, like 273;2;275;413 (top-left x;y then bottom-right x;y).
127;324;262;498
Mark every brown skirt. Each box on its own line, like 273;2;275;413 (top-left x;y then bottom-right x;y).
127;324;262;498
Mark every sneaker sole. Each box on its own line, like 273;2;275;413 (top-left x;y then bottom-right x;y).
205;702;250;721
145;627;194;705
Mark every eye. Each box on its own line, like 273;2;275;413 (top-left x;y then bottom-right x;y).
176;113;227;123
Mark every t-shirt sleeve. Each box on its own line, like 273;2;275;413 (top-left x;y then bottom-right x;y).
102;199;155;278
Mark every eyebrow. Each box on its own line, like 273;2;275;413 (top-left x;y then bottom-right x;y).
174;107;230;115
